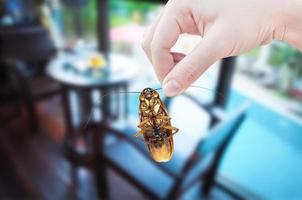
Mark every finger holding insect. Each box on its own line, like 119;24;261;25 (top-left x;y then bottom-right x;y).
163;26;224;97
141;10;164;63
150;13;182;83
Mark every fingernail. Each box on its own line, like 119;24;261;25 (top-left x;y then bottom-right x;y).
163;79;182;96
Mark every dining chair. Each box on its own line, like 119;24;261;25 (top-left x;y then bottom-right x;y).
2;58;61;131
0;26;61;131
98;93;249;200
0;25;55;69
0;69;21;127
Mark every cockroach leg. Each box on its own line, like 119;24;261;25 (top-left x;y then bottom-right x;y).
137;119;149;128
156;115;171;120
134;128;152;138
172;127;179;134
134;129;145;138
162;125;179;134
153;103;161;114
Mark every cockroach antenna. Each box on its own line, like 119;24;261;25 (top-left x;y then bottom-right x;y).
189;85;226;99
83;90;141;128
154;85;225;99
154;87;162;91
83;85;225;129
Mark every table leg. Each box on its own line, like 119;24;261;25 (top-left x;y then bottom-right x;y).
93;123;109;199
78;89;93;126
113;86;120;120
123;83;128;119
101;87;110;122
62;86;73;136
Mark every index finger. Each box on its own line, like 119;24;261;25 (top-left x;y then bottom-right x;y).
150;14;181;83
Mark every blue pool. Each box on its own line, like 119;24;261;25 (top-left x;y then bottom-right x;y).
222;90;302;199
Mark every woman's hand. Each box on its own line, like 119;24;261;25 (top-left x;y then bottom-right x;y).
142;0;302;96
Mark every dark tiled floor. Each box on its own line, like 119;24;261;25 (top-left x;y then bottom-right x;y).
0;142;33;199
0;118;147;200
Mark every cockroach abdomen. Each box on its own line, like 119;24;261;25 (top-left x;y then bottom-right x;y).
144;129;174;162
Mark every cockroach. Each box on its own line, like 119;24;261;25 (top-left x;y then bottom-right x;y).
85;86;224;163
134;88;178;163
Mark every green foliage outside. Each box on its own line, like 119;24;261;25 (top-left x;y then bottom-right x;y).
289;51;302;78
109;0;159;27
268;42;297;68
244;46;261;58
60;0;97;40
59;0;158;41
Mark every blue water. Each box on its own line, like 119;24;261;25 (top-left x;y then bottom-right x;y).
221;90;302;199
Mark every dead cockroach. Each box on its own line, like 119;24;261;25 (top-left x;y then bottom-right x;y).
85;86;224;163
134;88;178;163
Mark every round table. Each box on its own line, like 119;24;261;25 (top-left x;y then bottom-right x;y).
47;52;139;133
47;53;139;88
46;52;139;199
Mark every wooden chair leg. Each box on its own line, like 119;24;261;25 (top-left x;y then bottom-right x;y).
93;155;109;199
166;181;181;200
202;169;216;196
25;99;38;132
93;125;109;200
202;147;225;196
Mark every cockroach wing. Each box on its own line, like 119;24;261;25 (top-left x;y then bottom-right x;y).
138;92;176;163
145;98;174;163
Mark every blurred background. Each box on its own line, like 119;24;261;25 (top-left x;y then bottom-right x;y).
0;0;301;200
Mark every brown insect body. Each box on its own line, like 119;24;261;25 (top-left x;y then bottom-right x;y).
134;88;178;162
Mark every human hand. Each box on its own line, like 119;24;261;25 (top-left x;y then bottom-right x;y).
142;0;302;96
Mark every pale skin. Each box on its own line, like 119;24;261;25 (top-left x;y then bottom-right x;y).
142;0;302;97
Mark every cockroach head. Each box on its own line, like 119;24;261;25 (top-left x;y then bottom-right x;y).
140;88;159;101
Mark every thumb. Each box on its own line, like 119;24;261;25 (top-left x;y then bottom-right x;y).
162;28;225;96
